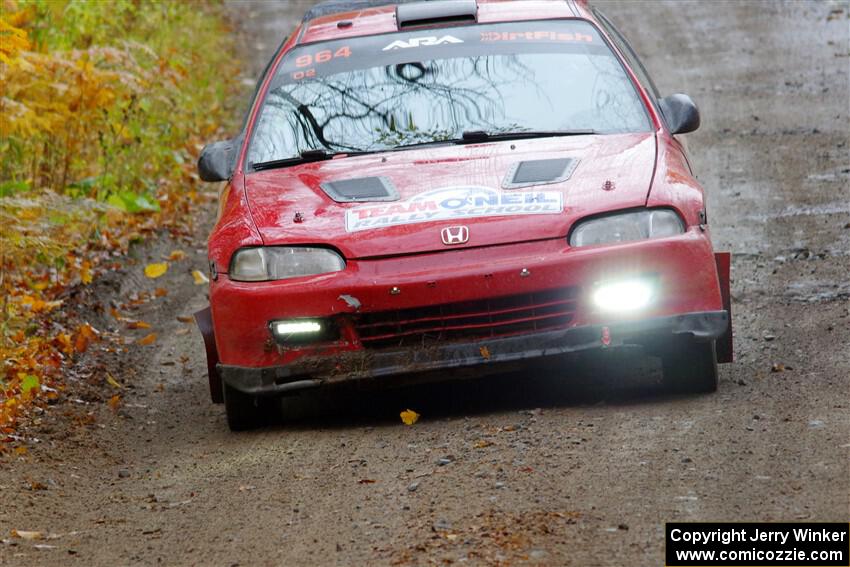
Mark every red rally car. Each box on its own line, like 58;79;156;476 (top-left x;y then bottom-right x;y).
196;0;733;430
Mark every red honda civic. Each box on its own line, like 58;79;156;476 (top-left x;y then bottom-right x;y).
196;0;733;430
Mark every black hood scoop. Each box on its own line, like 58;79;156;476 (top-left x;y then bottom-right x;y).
503;158;578;189
320;176;399;203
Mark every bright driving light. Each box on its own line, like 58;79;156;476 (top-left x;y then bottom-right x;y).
593;280;654;312
273;321;322;335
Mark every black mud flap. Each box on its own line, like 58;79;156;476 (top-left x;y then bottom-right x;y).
194;306;223;403
714;252;733;363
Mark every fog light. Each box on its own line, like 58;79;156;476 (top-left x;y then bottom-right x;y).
273;320;322;336
593;280;653;312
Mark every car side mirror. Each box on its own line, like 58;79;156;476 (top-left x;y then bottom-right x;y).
658;94;700;135
198;138;238;182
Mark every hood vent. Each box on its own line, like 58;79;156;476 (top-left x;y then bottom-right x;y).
321;176;399;203
503;158;578;189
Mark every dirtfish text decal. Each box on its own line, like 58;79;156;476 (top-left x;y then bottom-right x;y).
345;186;564;232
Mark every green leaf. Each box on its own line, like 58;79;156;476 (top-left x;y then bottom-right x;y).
0;180;29;197
106;194;130;212
107;192;160;213
131;194;161;213
48;213;69;226
21;374;40;395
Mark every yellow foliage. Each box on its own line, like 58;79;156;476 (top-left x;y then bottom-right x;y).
144;263;169;279
191;269;209;285
0;0;241;443
0;15;30;63
400;409;421;426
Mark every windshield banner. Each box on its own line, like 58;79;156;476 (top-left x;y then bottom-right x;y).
345;186;563;232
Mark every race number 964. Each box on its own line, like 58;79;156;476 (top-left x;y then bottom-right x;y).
295;46;352;68
291;46;352;80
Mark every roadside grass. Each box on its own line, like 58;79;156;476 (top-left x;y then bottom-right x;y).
0;0;241;446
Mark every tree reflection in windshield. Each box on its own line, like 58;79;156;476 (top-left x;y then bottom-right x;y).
248;51;649;165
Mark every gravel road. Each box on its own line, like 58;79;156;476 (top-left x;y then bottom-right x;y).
2;1;848;566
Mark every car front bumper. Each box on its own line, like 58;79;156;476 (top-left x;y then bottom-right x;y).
209;229;728;397
219;310;729;396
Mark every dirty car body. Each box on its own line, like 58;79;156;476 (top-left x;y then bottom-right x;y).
196;0;733;430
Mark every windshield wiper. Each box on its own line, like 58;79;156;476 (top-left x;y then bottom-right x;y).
461;130;597;142
390;130;597;152
391;139;462;151
252;149;368;172
254;130;599;170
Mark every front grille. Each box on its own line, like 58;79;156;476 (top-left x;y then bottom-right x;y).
355;288;579;349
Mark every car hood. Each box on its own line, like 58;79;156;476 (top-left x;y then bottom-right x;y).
244;133;656;259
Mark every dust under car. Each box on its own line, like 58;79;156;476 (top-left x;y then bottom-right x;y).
195;0;733;430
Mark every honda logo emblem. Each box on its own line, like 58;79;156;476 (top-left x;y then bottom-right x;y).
441;226;469;245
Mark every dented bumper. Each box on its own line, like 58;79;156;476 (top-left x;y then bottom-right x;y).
201;231;731;402
219;310;729;396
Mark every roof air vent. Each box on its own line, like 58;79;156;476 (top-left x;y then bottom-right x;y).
397;0;477;29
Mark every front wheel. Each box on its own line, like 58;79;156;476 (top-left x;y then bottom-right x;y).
222;380;278;431
660;339;718;394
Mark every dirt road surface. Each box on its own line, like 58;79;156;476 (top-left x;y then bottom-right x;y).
2;1;848;566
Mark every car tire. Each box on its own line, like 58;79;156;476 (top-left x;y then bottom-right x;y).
222;381;277;431
660;338;718;394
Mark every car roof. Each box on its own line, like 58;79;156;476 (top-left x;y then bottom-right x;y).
297;0;592;45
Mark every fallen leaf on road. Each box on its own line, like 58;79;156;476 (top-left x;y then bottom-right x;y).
479;346;491;359
176;315;193;323
167;250;186;261
106;373;123;389
80;260;93;284
74;323;97;353
20;295;63;313
771;363;790;373
144;263;168;279
56;333;73;354
400;409;420;426
473;440;493;449
126;320;151;330
11;530;43;540
108;394;122;411
15;446;28;456
154;287;168;297
358;479;376;484
137;333;157;346
191;269;209;285
174;328;189;336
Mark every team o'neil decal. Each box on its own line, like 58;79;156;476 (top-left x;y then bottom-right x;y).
383;35;464;51
345;186;563;233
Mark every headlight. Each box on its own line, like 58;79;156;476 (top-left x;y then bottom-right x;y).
569;209;684;247
229;247;345;281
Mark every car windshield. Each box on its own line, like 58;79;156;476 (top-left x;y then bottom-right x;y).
247;20;650;167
